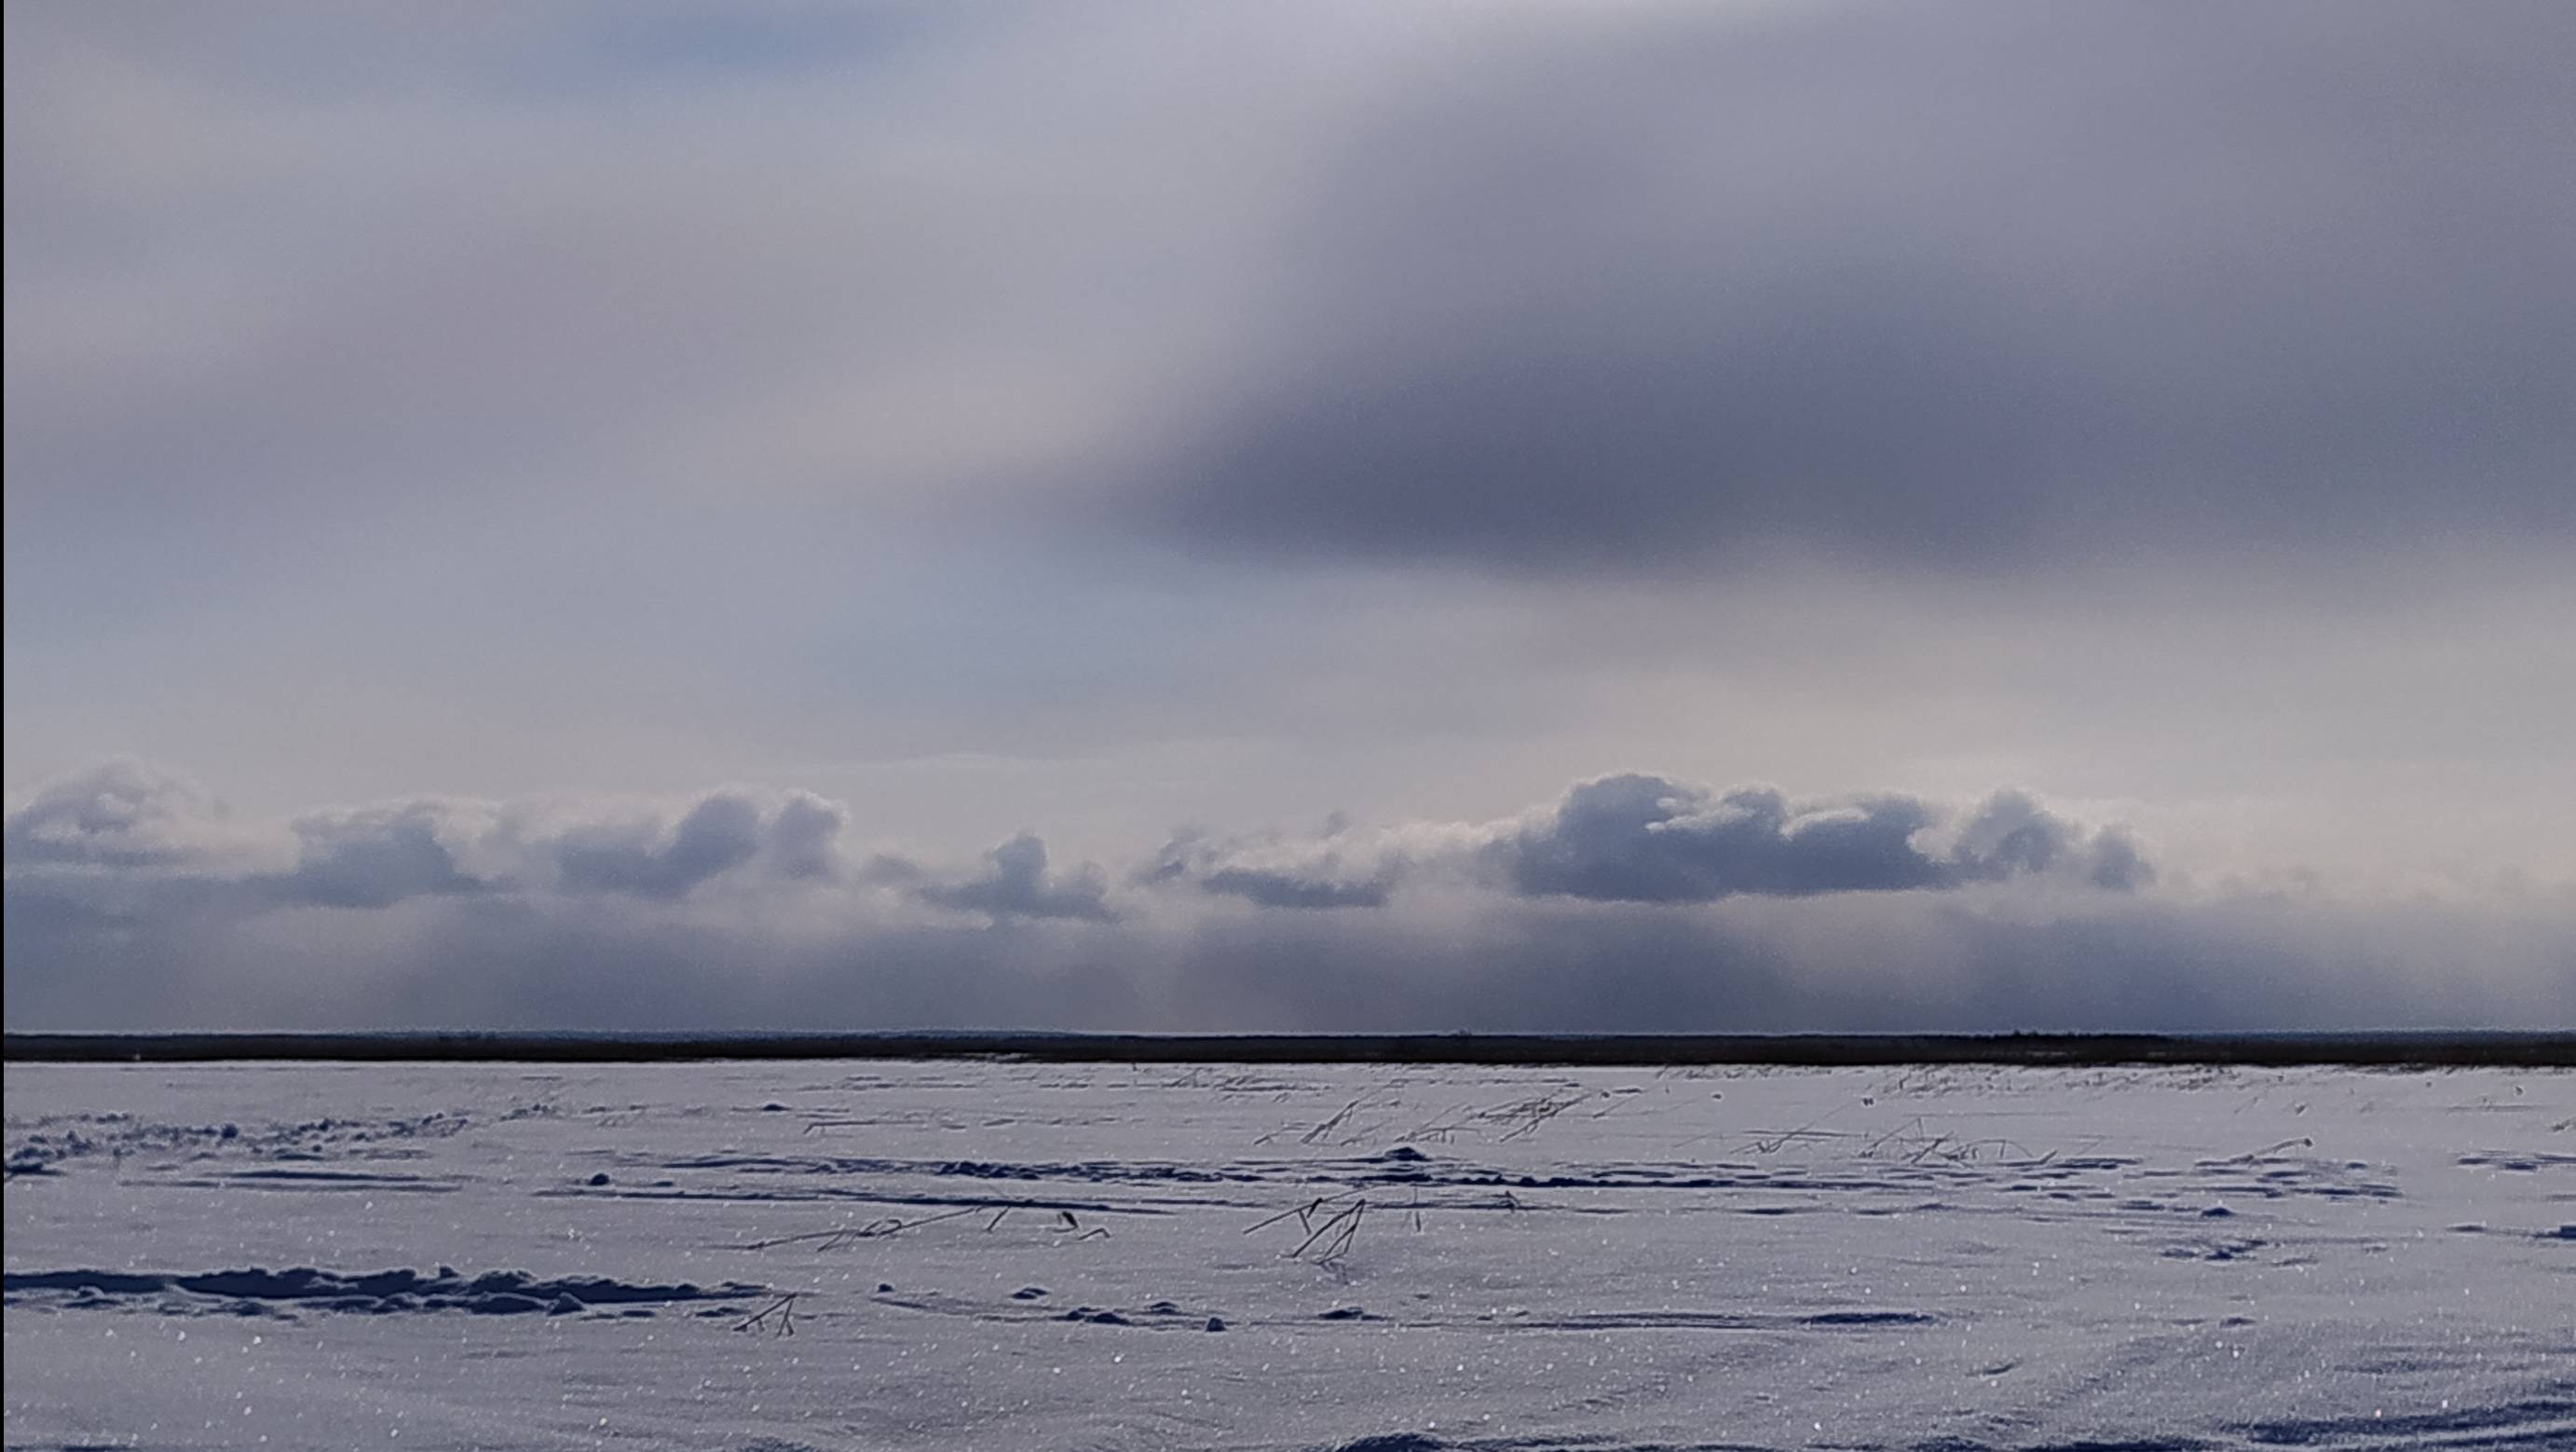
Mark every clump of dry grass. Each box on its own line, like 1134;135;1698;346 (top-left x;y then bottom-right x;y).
1246;1185;1401;1267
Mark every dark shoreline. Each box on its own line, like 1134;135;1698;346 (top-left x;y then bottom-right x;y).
5;1031;2569;1067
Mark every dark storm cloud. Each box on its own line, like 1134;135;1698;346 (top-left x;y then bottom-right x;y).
1137;2;2576;571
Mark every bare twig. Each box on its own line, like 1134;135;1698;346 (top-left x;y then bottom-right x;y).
1244;1187;1361;1238
1302;1098;1368;1145
732;1294;797;1336
1289;1199;1367;1261
1316;1200;1365;1264
730;1202;1029;1252
2213;1136;2314;1165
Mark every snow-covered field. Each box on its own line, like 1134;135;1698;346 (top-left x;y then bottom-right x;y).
6;1058;2570;1451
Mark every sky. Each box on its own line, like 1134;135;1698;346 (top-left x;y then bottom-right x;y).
6;0;2571;1033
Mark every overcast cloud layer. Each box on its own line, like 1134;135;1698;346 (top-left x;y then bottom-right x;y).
1139;3;2576;571
6;4;2570;1031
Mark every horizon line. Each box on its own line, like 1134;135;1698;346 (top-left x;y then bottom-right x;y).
7;1030;2569;1068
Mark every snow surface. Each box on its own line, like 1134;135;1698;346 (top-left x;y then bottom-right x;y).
5;1059;2570;1450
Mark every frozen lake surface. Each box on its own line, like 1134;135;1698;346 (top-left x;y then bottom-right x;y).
6;1059;2571;1450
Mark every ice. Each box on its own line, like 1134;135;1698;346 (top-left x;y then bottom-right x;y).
5;1059;2570;1449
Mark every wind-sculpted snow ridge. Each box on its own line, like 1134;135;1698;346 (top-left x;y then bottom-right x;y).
1301;1408;2576;1452
4;1108;470;1177
1301;1394;2576;1452
3;1266;767;1320
4;1060;2569;1449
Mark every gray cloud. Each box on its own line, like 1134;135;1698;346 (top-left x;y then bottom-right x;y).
1;770;855;911
1146;774;2147;907
281;803;487;910
550;793;768;900
512;789;854;900
1497;777;1950;902
20;3;2561;602
0;765;2156;925
1132;3;2576;572
767;792;847;882
900;833;1115;923
1949;790;2152;893
1196;869;1390;912
0;765;1104;923
287;790;853;906
1;760;239;869
1143;825;1401;911
1495;776;2151;903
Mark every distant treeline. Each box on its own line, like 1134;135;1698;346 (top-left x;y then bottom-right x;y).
5;1031;2569;1067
